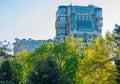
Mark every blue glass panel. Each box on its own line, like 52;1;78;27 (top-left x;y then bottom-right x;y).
71;22;75;31
71;15;75;21
59;17;67;22
88;34;93;39
58;7;67;15
59;24;66;28
59;29;66;35
77;21;92;31
74;34;83;38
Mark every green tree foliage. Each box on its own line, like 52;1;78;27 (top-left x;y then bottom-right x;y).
0;60;18;84
27;36;117;84
28;40;84;83
33;42;53;60
0;35;118;84
53;37;84;83
12;51;31;84
11;43;55;84
28;56;68;84
113;24;120;83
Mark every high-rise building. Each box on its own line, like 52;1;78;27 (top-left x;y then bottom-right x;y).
55;4;103;43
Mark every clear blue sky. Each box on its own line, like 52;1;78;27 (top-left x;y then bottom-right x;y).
0;0;120;42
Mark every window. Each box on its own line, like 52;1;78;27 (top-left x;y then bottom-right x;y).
77;21;92;30
59;24;66;28
82;16;85;21
59;37;65;42
80;16;83;21
74;34;83;38
84;16;87;21
77;16;82;21
78;16;83;21
71;15;75;21
59;29;66;34
86;16;88;21
96;9;102;18
88;16;91;21
96;19;102;24
59;17;66;22
80;16;89;21
71;22;75;31
59;8;67;15
88;34;93;39
81;12;83;14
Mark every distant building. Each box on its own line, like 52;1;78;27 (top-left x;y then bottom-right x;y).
55;4;103;43
13;38;53;55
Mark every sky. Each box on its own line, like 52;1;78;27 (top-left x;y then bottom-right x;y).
0;0;120;43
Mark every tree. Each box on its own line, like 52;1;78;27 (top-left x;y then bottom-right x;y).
78;36;117;84
28;56;68;84
53;37;84;84
0;40;12;58
0;60;18;84
28;40;83;84
113;24;120;83
12;51;32;84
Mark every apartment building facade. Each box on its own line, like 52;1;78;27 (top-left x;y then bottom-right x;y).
13;38;53;55
55;4;103;43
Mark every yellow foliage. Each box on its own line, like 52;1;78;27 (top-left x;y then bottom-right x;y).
78;37;117;84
